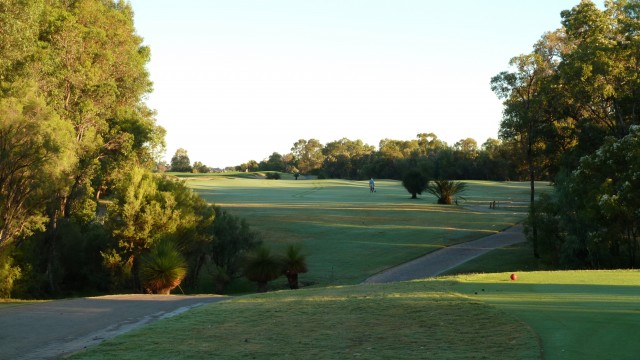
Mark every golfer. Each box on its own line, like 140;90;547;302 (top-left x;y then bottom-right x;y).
369;178;375;193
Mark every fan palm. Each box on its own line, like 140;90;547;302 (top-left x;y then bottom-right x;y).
244;246;281;292
426;179;467;205
281;244;308;289
139;240;187;295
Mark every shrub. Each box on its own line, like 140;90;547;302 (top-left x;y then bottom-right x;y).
402;170;429;199
244;246;281;292
0;254;21;298
427;180;467;204
280;244;308;289
266;172;281;180
139;240;187;294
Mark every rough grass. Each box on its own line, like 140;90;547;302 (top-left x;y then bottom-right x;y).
68;280;541;360
183;177;541;287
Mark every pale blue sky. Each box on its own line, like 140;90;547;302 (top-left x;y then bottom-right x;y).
128;0;596;168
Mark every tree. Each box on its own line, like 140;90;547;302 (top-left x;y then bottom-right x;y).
210;207;262;290
280;244;308;289
35;0;161;292
291;139;325;174
535;126;640;269
493;0;640;265
491;52;552;258
260;152;286;172
192;161;209;173
417;132;447;157
322;138;375;179
238;160;259;172
402;170;429;199
105;167;213;291
171;148;192;172
0;91;75;251
159;177;215;289
427;180;467;205
244;246;281;292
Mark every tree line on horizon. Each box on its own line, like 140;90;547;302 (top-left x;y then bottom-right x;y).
169;133;531;182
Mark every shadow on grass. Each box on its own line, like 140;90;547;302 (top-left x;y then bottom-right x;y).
450;279;640;360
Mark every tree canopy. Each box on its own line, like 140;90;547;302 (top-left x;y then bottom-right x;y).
494;0;640;268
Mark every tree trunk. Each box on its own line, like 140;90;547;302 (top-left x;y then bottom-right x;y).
287;273;299;289
528;127;539;259
45;198;66;294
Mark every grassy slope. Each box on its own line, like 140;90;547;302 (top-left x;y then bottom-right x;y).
67;177;640;359
69;279;542;360
69;271;640;360
186;177;535;286
442;240;549;275
449;271;640;360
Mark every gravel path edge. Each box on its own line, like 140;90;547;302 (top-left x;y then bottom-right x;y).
364;224;526;284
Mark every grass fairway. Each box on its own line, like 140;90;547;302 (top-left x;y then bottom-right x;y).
62;178;640;359
442;240;548;275
68;271;639;359
184;176;537;286
449;270;640;360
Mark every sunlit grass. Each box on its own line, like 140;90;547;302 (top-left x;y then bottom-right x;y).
70;270;639;360
66;176;639;359
68;279;541;360
182;177;543;287
442;240;548;275
448;270;640;360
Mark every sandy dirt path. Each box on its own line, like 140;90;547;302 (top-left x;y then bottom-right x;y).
0;294;230;360
364;224;526;284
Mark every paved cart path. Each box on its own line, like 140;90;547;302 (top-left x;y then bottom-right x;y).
364;224;526;284
0;294;230;360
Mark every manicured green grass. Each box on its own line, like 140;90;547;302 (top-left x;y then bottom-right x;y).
449;270;640;360
62;178;640;359
68;278;541;360
69;270;640;360
442;241;549;275
184;177;540;286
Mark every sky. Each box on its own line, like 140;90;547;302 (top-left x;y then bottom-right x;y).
128;0;594;169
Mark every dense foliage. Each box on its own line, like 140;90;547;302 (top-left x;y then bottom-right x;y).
233;134;525;182
401;170;429;199
0;0;238;299
494;0;640;268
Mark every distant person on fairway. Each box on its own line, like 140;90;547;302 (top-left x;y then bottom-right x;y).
369;178;375;193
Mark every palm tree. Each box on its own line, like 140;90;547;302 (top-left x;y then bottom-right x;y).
281;244;308;289
139;240;188;295
426;180;467;205
244;246;281;292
